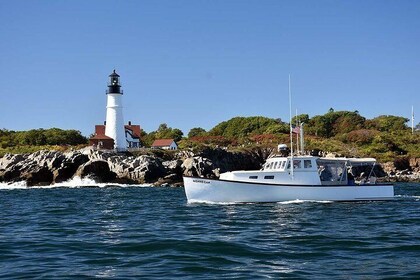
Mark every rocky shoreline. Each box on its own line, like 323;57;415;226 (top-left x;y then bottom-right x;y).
0;147;268;186
0;148;419;186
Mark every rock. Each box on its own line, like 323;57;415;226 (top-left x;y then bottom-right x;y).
382;162;395;173
22;165;54;186
107;155;131;178
31;150;64;169
162;159;183;181
409;157;420;171
2;164;24;182
0;153;26;170
126;155;166;183
212;168;221;177
75;160;116;182
182;157;215;178
53;152;89;183
163;159;183;172
2;160;53;186
393;157;411;171
2;146;415;186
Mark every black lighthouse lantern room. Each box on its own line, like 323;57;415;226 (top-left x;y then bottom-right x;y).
107;69;122;94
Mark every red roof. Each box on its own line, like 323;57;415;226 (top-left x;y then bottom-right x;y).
125;124;141;138
90;134;113;140
151;139;175;147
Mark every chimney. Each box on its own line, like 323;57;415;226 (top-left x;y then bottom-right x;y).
128;121;132;125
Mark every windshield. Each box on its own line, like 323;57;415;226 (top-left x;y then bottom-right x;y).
317;159;347;183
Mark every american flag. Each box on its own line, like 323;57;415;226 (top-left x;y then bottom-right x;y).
292;126;300;134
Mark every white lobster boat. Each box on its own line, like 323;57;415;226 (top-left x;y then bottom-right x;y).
183;155;394;203
184;78;394;203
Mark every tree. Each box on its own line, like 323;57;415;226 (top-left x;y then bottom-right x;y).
1;128;87;146
368;115;409;132
208;116;288;138
306;111;365;137
291;114;310;126
141;131;156;147
154;123;184;142
157;123;168;132
171;129;184;142
188;127;207;138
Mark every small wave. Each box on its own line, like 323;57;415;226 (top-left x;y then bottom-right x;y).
188;199;242;205
187;199;334;205
0;181;28;190
0;177;152;190
277;199;333;204
394;195;420;200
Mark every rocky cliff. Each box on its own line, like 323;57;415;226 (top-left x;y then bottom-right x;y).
0;147;270;186
0;147;418;186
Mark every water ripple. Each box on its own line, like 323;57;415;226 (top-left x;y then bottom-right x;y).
0;182;419;279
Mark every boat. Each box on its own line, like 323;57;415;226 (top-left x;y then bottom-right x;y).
183;77;394;203
183;155;394;203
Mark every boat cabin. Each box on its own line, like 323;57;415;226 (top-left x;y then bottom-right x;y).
220;156;379;186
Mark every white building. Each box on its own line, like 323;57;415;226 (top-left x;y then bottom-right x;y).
151;139;178;150
89;70;143;151
105;70;127;151
125;121;141;148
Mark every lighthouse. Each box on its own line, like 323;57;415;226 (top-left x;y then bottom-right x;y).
105;70;126;151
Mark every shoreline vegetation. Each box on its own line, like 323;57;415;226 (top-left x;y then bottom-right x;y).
1;110;419;186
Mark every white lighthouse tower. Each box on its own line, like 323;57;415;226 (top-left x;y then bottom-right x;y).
105;70;126;151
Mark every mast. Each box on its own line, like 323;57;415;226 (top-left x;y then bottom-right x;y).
289;74;294;179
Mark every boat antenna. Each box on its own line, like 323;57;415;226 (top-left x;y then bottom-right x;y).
296;108;299;154
289;74;294;179
412;105;415;135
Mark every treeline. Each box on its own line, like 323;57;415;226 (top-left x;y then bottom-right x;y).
1;110;418;162
179;110;419;162
0;128;87;148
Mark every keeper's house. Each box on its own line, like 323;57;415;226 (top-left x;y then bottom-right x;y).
151;139;178;150
89;121;141;150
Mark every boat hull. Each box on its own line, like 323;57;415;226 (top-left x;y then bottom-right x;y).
183;176;394;203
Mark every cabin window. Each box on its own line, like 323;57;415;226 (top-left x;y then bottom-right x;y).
249;176;258;179
273;162;278;169
280;161;286;169
293;160;302;169
264;175;274;179
304;160;312;168
269;162;274;169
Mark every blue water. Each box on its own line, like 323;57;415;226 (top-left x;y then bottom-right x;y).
0;182;419;279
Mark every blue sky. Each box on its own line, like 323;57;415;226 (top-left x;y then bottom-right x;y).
0;0;419;136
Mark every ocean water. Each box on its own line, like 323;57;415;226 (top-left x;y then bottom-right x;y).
0;180;419;279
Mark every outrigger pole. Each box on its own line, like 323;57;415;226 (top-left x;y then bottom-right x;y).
289;74;294;179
